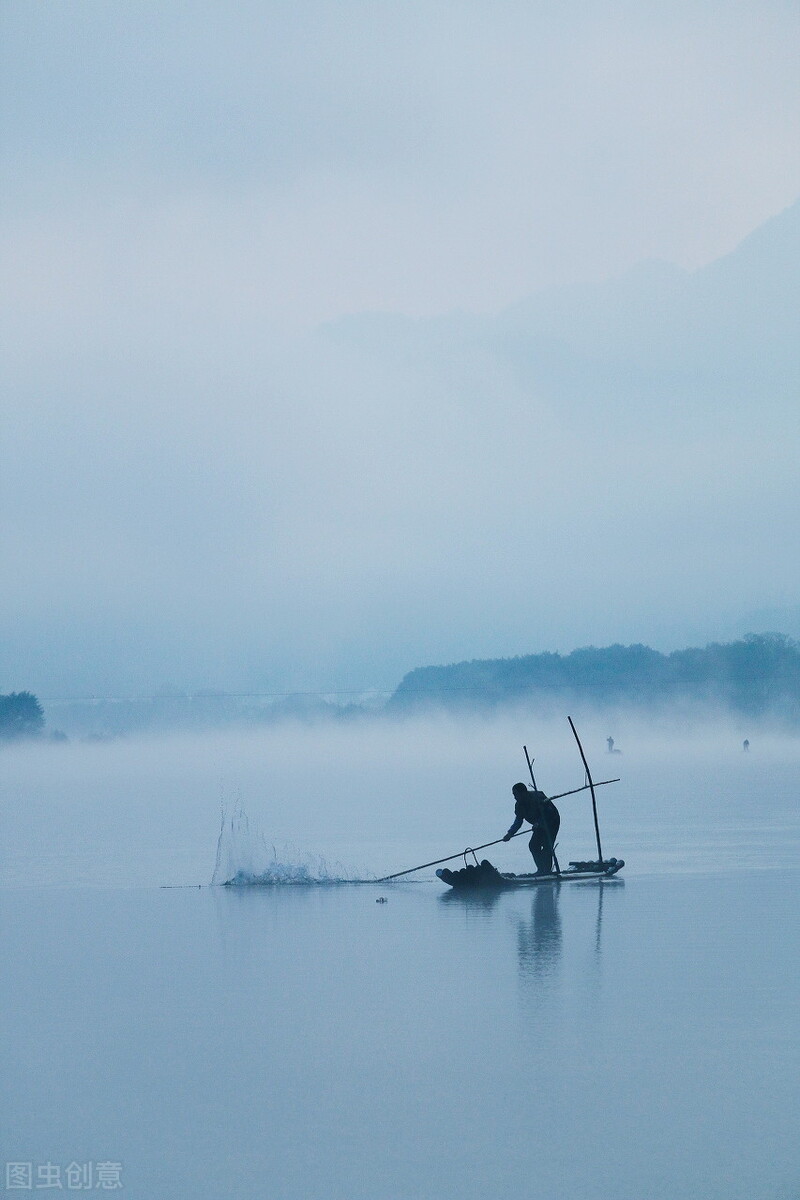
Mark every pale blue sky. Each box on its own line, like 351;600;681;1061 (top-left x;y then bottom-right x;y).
1;2;799;694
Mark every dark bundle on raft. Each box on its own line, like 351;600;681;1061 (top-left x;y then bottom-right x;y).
436;860;507;889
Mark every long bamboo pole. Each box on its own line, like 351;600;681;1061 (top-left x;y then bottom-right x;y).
567;715;603;863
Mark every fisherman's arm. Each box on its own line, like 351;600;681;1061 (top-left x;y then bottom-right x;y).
502;815;523;841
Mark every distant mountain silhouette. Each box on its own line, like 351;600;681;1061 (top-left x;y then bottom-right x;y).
501;197;800;385
325;197;800;409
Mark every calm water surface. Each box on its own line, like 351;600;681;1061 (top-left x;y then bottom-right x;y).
2;723;799;1198
3;871;799;1200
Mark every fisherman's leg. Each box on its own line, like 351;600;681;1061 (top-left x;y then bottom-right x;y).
527;832;538;868
538;814;560;874
530;832;552;875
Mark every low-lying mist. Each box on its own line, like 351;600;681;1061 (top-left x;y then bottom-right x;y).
2;709;798;889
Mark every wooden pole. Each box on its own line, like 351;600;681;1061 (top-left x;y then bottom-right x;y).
377;828;528;881
567;715;604;864
523;745;538;790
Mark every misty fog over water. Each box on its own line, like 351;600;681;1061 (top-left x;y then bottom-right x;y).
3;713;799;888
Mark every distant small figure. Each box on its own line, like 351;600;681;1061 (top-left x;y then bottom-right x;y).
607;737;622;755
376;896;387;903
743;739;750;752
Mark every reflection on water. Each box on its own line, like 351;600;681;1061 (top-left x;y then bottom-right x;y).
437;886;505;913
516;883;562;979
439;877;626;988
4;872;799;1200
595;879;603;954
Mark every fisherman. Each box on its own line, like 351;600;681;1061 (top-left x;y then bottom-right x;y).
502;782;561;875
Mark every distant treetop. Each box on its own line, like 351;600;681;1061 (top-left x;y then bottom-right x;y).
0;691;45;740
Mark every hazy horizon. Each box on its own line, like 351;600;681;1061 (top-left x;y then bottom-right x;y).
4;707;798;889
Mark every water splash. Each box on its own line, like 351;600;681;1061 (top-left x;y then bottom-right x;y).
212;791;364;885
223;860;351;886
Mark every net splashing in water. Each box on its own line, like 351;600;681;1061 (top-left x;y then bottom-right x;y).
212;794;362;885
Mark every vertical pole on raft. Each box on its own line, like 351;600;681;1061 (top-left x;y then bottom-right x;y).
567;716;604;864
523;744;538;789
524;744;561;876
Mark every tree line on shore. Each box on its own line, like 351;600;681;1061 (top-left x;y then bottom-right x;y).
387;633;800;718
5;634;800;740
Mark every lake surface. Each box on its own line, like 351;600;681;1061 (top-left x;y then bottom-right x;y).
2;719;799;1198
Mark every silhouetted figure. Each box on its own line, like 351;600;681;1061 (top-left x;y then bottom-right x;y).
503;782;560;875
743;739;750;752
607;736;622;754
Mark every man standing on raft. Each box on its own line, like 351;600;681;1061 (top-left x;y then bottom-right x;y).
503;782;561;875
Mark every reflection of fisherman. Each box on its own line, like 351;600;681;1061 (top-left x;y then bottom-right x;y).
517;885;562;979
502;782;561;875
